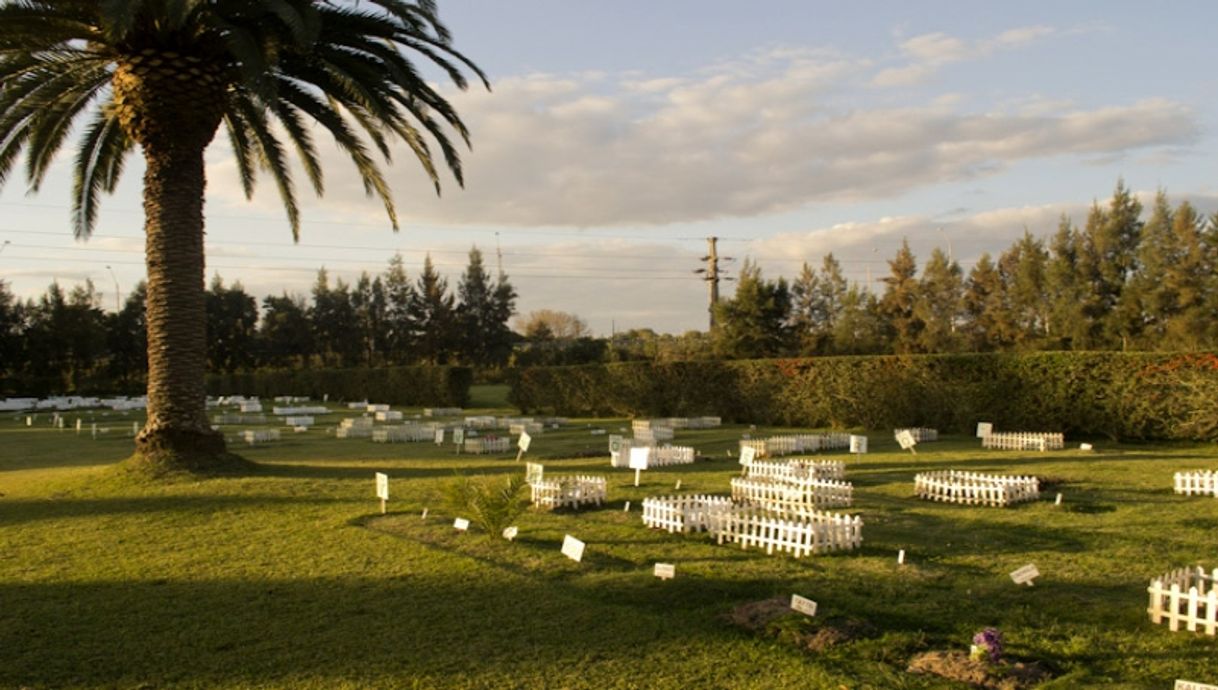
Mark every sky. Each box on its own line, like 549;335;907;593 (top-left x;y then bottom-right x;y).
2;0;1216;334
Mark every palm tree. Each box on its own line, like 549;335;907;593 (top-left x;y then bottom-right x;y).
0;0;486;474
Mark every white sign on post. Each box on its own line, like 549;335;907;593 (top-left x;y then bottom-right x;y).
375;472;389;500
502;526;518;541
26;416;32;427
525;462;544;485
515;431;531;462
434;428;445;445
629;446;650;487
849;434;868;454
790;594;818;616
561;534;585;562
739;445;756;465
453;517;470;531
654;563;675;580
976;422;993;438
453;428;465;447
896;429;917;453
1010;563;1040;586
608;434;623;453
75;419;82;434
1176;680;1218;690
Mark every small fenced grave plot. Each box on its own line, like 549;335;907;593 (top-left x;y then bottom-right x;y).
641;495;736;533
980;431;1064;451
509;422;544;436
731;476;853;509
371;425;434;443
463;436;510;454
740;458;846;482
739;433;852;458
336;417;374;439
530;476;607;510
424;407;463;417
375;410;404;422
1148;566;1218;636
639;496;862;556
914;470;1040;506
272;406;327;416
894;427;938;442
213;413;268;425
242;429;281;445
1174;471;1218;497
633;426;674;443
464;415;497;429
283;416;314;427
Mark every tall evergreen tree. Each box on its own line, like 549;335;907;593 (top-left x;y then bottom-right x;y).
915;247;963;352
831;285;886;355
410;255;456;364
879;240;922;353
1008;232;1050;346
107;281;148;386
382;254;418;365
1045;216;1088;348
352;272;388;367
962;253;1007;351
789;261;822;355
712;259;793;358
258;293;313;368
206;276;258;373
456;248;516;367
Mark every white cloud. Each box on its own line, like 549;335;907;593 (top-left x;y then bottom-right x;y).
871;25;1056;87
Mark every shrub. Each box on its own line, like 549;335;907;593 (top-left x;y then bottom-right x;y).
443;474;530;537
207;365;473;407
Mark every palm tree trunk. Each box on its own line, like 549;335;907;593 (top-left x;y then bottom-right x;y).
132;141;231;472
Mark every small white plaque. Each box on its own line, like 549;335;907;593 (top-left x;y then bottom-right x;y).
1079;443;1093;451
896;429;917;450
674;480;682;490
375;472;389;501
1055;493;1062;505
898;549;905;565
976;422;993;438
502;526;518;541
453;428;465;444
453;517;470;531
518;431;532;452
1010;563;1040;586
739;446;757;465
623;501;631;512
790;594;818;616
421;507;428;519
1176;680;1218;690
628;446;650;470
434;428;445;445
849;435;868;454
654;563;675;580
525;462;544;484
561;534;585;562
608;434;624;453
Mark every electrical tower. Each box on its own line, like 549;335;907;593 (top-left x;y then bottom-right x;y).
694;237;732;330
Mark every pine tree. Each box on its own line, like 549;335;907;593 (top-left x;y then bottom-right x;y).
410;255;457;364
879;240;922;353
1009;232;1050;346
206;276;258;372
712;260;793;358
457;248;516;367
962;254;1005;351
789;262;822;355
1045;216;1087;349
258;293;313;368
915;247;963;352
383;254;418;365
831;285;886;355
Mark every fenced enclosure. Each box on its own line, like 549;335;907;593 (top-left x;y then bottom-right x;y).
530;475;607;510
1174;470;1218;497
731;476;853;509
740;458;846;481
1148;566;1218;635
640;496;862;557
981;431;1064;451
914;470;1040;506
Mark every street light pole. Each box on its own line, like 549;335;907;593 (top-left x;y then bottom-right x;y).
105;265;120;312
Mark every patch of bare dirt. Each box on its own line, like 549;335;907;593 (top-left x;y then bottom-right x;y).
907;650;1051;689
727;598;876;653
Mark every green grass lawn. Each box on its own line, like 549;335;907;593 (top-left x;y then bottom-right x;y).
2;391;1217;689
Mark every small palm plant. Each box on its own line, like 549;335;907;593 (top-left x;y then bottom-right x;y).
444;474;529;538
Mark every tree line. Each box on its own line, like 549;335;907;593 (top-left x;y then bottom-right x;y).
0;249;516;391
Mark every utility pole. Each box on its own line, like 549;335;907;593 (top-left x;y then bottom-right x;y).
105;265;120;312
695;237;726;330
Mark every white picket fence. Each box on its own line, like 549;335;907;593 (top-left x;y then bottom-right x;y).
273;406;328;416
914;470;1040;506
652;445;697;466
981;431;1064;451
336;417;374;439
464;436;510;454
634;426;675;443
371;425;434;443
641;495;736;533
732;476;854;509
531;475;607;510
741;458;846;481
1148;566;1218;635
894;427;938;442
424;407;463;417
213;414;267;425
283;416;314;428
740;433;851;458
1174;471;1218;497
375;410;404;422
509;422;544;436
242;429;280;445
707;506;862;557
464;415;498;429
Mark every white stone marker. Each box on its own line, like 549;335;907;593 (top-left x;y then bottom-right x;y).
561;534;585;563
1055;493;1063;505
898;549;906;565
515;431;531;462
434;428;445;445
502;526;518;541
896;429;917;454
654;563;675;580
629;446;650;487
26;416;32;427
1079;443;1093;451
91;422;97;439
453;517;470;531
1176;680;1218;690
790;594;818;616
453;428;464;454
623;501;631;512
674;480;682;491
1010;563;1040;586
525;462;544;485
739;445;756;476
76;419;82;434
850;434;868;454
976;422;993;438
421;508;428;520
375;472;389;514
132;421;139;436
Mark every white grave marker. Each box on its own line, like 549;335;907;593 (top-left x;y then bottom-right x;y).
515;431;532;462
453;428;464;454
654;563;675;580
976;422;993;438
26;416;32;427
502;526;518;541
629;446;650;487
75;419;82;434
1079;443;1093;451
561;534;585;563
421;507;429;520
434;428;445;445
623;501;631;512
674;480;682;491
1055;493;1063;505
898;549;906;565
896;429;917;454
525;462;544;485
1010;563;1040;586
790;594;818;617
739;445;757;476
1176;681;1218;690
849;434;868;454
453;517;470;531
375;472;389;514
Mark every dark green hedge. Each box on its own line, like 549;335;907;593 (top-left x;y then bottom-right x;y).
208;366;473;407
507;352;1218;441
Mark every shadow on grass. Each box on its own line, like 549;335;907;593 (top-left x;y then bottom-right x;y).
0;494;347;527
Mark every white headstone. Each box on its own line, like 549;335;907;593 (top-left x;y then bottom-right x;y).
623;501;631;512
790;594;818;616
674;480;682;490
896;429;917;451
453;517;470;531
1010;563;1040;586
26;416;32;427
517;431;532;452
525;462;544;485
976;422;993;438
502;526;518;541
849;434;868;454
434;428;445;445
654;563;675;580
561;534;585;562
1055;493;1062;505
75;419;82;433
898;549;905;565
421;508;428;519
1079;443;1093;451
375;472;389;501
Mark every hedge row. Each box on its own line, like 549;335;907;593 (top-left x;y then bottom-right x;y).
507;352;1218;441
207;366;473;408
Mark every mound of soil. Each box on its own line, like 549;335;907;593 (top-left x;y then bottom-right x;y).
907;650;1051;689
728;598;876;653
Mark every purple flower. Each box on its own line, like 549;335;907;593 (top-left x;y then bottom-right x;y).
971;628;1004;664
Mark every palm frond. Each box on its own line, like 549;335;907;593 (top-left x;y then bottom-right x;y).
230;93;301;239
71;106;131;239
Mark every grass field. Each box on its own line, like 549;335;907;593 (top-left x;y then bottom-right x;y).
2;387;1217;689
